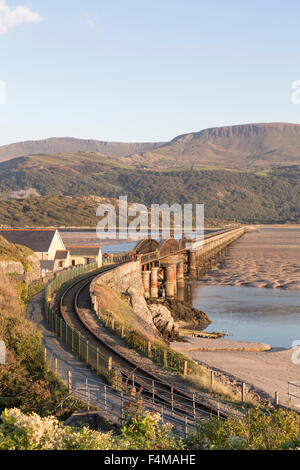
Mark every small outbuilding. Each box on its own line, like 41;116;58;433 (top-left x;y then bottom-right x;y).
66;246;102;268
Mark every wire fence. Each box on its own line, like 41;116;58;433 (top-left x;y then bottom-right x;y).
46;350;213;438
44;260;264;432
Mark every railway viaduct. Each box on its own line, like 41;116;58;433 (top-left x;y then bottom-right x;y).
127;226;246;299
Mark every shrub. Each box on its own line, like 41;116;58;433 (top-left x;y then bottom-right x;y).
189;409;300;450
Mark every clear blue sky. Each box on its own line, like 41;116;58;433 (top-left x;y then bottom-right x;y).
1;0;300;146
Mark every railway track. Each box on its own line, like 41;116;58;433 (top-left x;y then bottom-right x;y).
58;265;227;421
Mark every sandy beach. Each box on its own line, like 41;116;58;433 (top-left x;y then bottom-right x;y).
184;346;300;408
198;227;300;290
181;228;300;408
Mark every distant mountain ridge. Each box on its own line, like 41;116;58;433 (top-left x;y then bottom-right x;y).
124;122;300;168
0;137;164;163
2;123;300;168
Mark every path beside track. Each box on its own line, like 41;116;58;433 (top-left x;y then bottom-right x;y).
26;291;107;394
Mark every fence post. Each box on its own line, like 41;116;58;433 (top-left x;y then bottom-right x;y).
44;347;47;363
185;416;188;438
183;361;188;377
121;326;125;338
275;391;279;408
147;341;152;358
210;370;214;391
163;350;168;368
121;391;124;426
78;333;81;358
193;393;196;420
97;347;100;374
86;340;89;364
171;387;174;414
68;371;72;394
241;382;246;403
108;356;113;372
152;380;155;404
54;357;58;376
104;385;107;416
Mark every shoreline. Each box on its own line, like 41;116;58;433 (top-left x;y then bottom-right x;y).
171;338;299;408
184;227;300;408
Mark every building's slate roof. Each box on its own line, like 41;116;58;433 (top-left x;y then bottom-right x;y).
66;246;101;257
40;260;56;271
0;229;57;253
55;250;69;260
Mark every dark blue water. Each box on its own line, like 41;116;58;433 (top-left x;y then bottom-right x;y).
192;285;300;348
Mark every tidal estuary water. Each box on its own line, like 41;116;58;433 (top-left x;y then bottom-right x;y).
192;228;300;348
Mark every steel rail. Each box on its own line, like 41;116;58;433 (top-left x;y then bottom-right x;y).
58;266;227;420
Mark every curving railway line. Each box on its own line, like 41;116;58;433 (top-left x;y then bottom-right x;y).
57;265;227;422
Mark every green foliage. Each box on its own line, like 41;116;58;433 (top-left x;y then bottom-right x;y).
0;274;72;416
0;408;184;450
2;161;300;225
189;409;300;450
121;411;184;450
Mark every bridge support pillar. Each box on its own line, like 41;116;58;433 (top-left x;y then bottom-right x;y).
142;271;151;299
177;260;184;281
150;267;159;299
165;264;176;298
188;250;197;274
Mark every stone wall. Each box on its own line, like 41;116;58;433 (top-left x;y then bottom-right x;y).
0;253;41;283
90;262;159;339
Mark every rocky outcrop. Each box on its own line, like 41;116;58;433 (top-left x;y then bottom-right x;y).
0;254;41;283
148;303;179;341
161;298;211;327
0;260;24;276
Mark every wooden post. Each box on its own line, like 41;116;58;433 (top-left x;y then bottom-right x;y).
121;391;124;425
147;341;151;358
193;393;196;420
104;385;107;415
171;387;174;414
183;360;188;377
163;350;168;368
44;347;47;363
210;370;214;391
241;382;246;403
97;347;100;374
111;319;115;330
121;326;125;338
275;392;279;408
185;416;188;438
54;357;58;376
108;356;113;372
152;380;155;404
86;340;89;364
68;371;72;394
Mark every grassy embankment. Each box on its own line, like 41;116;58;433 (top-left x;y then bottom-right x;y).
0;237;88;418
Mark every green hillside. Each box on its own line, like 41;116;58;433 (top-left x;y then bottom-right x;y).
0;165;300;225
